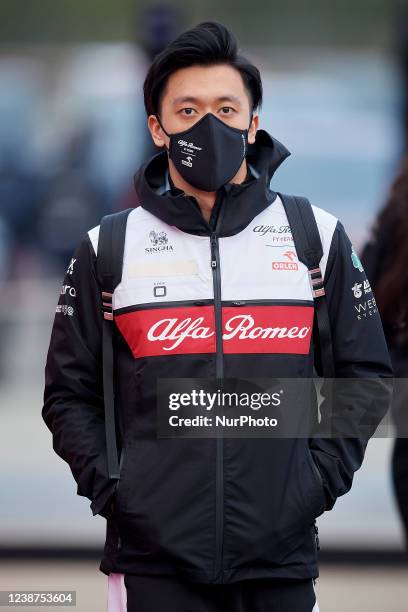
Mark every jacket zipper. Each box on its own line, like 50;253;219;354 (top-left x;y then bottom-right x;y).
314;521;320;551
210;225;224;583
114;447;125;551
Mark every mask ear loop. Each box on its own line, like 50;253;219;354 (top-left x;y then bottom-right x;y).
246;112;256;140
243;113;254;159
155;115;171;152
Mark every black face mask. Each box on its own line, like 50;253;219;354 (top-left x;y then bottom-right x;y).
156;112;252;192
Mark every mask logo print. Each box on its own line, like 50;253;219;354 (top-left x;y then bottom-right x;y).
177;139;203;152
182;155;193;168
177;139;202;169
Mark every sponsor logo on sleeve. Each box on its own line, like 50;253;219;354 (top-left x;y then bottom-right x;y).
351;247;364;272
60;285;77;298
354;296;378;320
351;282;363;298
351;280;372;299
56;304;75;316
66;258;76;275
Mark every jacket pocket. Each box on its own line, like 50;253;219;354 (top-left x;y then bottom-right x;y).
304;446;326;522
111;445;128;515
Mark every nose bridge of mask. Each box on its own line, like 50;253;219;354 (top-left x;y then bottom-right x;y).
156;111;252;138
206;111;252;136
155;112;208;139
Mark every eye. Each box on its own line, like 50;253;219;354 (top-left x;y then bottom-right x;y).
219;106;235;115
180;108;196;116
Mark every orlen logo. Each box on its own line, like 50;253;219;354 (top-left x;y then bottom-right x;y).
272;250;298;271
115;305;313;358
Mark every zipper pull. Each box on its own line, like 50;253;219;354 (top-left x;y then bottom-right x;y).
210;233;217;268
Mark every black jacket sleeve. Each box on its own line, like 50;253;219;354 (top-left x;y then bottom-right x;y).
42;231;116;518
359;239;382;287
310;220;394;511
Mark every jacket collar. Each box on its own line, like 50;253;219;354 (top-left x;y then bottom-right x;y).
133;128;291;237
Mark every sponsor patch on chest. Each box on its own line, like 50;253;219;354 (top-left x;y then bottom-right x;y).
115;304;314;358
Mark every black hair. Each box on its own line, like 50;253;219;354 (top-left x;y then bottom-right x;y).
143;21;263;116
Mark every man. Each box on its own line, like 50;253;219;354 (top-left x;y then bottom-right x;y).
42;21;393;612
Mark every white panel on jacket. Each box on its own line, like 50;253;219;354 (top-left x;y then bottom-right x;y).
87;195;338;309
113;208;213;309
219;194;337;302
88;224;100;255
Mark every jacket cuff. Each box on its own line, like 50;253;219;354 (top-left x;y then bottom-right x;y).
90;481;117;517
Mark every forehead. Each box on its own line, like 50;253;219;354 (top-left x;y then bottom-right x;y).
162;64;250;106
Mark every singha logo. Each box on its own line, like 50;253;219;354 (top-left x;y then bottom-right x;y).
145;230;174;254
149;230;168;246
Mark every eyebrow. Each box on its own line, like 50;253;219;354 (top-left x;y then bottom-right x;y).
172;95;242;106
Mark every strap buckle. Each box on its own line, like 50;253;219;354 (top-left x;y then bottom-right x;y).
102;291;113;320
308;266;326;298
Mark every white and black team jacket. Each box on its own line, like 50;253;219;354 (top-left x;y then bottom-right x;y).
42;129;393;584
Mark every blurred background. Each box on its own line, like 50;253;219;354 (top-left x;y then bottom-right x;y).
1;1;408;610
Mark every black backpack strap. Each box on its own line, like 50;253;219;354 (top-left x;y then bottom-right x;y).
96;208;133;480
278;192;335;378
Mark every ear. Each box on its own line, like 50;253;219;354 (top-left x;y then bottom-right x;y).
248;113;259;145
147;115;169;148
